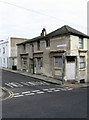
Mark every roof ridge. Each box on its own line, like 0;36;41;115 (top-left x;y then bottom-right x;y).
64;25;70;33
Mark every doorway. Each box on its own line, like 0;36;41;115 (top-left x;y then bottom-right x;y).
66;56;76;80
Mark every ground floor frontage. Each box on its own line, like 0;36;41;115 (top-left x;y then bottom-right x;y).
17;50;88;83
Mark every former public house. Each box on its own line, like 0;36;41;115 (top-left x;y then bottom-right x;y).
17;25;89;83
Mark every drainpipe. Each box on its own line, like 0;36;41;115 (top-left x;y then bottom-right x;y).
32;44;34;74
62;53;65;84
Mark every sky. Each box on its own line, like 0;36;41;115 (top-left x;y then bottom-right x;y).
0;0;88;40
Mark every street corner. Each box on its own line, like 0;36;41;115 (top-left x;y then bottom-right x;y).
0;86;14;101
62;83;89;89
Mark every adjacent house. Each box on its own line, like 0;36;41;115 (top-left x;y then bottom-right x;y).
0;37;29;69
0;40;9;68
17;25;89;83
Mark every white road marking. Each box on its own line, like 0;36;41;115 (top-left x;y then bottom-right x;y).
49;88;56;90
43;89;49;91
10;83;18;87
14;93;20;95
54;89;60;92
67;88;73;91
14;95;24;97
32;90;40;92
5;83;14;88
27;82;37;86
13;82;23;87
22;91;30;94
25;93;35;96
47;91;53;92
20;82;30;86
36;91;44;94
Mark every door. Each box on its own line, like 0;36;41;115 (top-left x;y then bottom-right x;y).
66;57;76;80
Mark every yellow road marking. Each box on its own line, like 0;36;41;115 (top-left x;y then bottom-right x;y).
0;86;14;101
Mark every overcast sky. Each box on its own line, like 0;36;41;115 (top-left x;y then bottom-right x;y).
0;0;88;40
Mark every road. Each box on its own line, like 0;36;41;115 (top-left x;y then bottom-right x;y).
1;70;88;118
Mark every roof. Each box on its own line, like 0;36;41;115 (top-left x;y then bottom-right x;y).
47;25;89;38
17;25;89;45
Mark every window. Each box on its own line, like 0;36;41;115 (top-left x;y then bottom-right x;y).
32;44;34;52
79;37;83;49
23;58;27;65
55;57;62;67
23;44;26;51
37;58;42;68
37;40;40;50
79;56;85;69
30;59;33;69
3;47;5;54
3;58;5;64
46;39;50;47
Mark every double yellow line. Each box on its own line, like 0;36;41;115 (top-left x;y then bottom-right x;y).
0;86;14;101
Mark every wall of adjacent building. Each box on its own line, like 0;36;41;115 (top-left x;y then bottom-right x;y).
87;38;89;82
9;37;29;69
0;41;9;68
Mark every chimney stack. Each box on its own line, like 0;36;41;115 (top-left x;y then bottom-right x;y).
41;28;46;36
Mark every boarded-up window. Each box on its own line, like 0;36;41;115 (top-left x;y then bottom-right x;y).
79;56;85;69
55;57;62;67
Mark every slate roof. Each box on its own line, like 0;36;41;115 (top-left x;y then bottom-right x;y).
17;25;89;45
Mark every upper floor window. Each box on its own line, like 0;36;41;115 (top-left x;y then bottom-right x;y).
3;47;5;54
23;44;26;51
46;39;50;47
79;37;83;49
3;58;5;64
32;44;34;52
37;40;40;50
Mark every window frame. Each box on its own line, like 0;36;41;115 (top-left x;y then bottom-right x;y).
3;47;5;54
46;39;50;48
79;56;85;69
37;58;42;68
55;56;62;68
79;37;83;49
23;58;27;65
37;40;40;51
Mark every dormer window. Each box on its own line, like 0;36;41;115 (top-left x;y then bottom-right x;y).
79;37;83;49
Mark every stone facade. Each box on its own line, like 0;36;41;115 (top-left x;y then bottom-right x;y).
17;26;89;83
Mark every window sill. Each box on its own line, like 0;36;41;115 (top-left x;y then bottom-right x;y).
46;47;50;49
79;68;86;71
54;67;62;70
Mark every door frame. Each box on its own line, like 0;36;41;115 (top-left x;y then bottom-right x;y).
66;56;76;80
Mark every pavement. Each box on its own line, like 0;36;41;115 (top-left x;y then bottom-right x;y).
0;87;4;99
0;67;89;98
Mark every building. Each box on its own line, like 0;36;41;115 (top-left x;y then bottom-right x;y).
0;40;9;68
0;37;29;69
17;25;89;83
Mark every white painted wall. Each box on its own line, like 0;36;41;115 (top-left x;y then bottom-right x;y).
0;41;9;68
